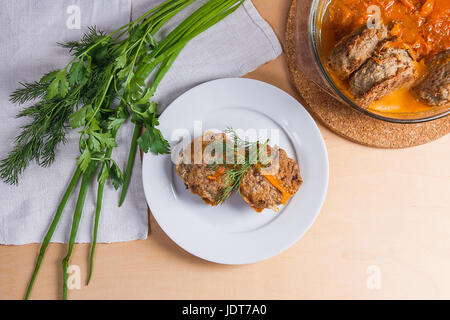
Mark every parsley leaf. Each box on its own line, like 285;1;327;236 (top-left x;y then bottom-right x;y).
115;55;127;69
77;148;92;172
40;70;59;84
47;77;60;99
137;127;170;155
98;164;109;185
107;117;126;131
47;70;70;99
68;60;87;86
109;162;124;190
89;131;117;152
70;105;91;129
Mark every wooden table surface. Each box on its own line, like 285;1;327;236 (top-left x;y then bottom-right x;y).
1;0;450;300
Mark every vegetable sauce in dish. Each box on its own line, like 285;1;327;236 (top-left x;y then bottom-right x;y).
319;0;450;113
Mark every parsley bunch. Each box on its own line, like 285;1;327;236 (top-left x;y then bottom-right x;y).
1;0;245;300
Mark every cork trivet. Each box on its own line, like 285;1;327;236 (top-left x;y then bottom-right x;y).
285;0;450;148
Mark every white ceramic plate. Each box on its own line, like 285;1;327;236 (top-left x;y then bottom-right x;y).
142;78;328;264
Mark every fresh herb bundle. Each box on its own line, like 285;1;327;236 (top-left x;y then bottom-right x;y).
1;0;244;300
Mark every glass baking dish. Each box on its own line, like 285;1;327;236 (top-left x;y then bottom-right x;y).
294;0;450;123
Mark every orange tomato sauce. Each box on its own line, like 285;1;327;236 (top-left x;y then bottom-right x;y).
319;0;450;113
261;174;292;206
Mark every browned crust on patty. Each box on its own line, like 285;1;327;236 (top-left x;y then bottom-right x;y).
326;24;388;80
411;51;450;106
425;49;450;67
411;62;450;106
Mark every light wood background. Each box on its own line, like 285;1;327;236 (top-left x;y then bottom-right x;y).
1;0;449;300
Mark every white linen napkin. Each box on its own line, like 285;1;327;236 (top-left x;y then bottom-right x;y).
0;0;281;245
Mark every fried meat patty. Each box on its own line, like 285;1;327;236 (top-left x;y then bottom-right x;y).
410;50;450;106
175;133;229;205
239;146;302;212
349;46;416;107
425;49;450;67
326;24;388;80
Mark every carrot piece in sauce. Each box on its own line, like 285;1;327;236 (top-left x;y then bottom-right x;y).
400;0;415;10
390;23;403;37
420;0;435;17
207;166;225;181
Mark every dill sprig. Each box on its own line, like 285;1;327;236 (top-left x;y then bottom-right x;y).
58;26;108;57
1;90;81;185
215;128;269;204
10;81;50;104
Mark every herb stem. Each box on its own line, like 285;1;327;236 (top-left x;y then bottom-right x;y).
69;0;174;64
87;148;112;284
119;125;141;207
25;166;82;300
119;48;183;205
83;74;114;132
62;163;97;300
